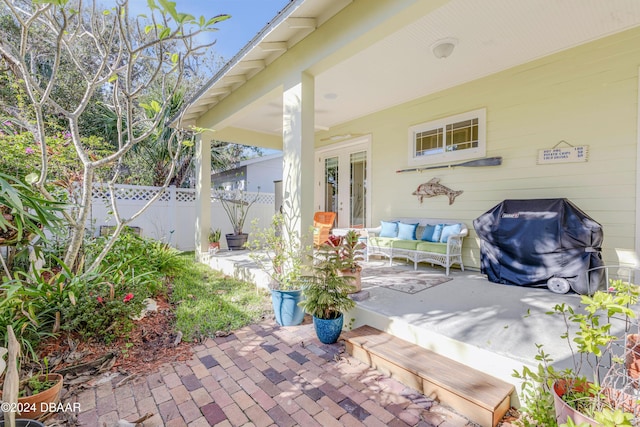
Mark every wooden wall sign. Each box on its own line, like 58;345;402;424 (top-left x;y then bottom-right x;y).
537;141;588;164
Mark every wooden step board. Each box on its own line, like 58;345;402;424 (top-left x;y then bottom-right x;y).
343;325;514;427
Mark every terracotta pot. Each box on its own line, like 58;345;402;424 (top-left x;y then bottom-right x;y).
603;334;640;416
208;242;220;252
603;386;640;417
626;334;640;387
552;379;602;427
16;373;63;420
339;266;362;293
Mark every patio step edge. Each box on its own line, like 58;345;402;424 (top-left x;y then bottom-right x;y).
343;324;514;427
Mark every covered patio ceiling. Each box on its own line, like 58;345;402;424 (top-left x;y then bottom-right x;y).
181;0;640;141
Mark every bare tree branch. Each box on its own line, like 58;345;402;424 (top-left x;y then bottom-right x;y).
0;0;230;272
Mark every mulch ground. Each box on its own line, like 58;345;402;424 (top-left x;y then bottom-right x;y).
39;295;193;380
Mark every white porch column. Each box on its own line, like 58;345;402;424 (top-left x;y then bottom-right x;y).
636;67;640;266
195;134;211;261
282;72;315;242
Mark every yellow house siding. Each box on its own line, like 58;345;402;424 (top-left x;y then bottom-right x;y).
321;27;640;268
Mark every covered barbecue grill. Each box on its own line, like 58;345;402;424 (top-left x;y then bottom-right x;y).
473;198;603;294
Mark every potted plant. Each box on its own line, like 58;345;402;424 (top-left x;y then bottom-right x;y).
298;245;357;344
218;187;259;250
247;212;312;326
325;230;366;293
14;355;64;421
208;228;221;252
513;271;640;427
1;326;49;427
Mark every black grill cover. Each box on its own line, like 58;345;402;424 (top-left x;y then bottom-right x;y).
473;199;604;294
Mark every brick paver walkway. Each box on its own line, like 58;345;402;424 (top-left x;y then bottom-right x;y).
69;317;480;426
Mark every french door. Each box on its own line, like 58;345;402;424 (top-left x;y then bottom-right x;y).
316;137;370;228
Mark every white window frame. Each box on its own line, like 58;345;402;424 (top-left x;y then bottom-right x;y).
407;108;486;166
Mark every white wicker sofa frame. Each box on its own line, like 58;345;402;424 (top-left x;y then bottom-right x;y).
366;218;468;275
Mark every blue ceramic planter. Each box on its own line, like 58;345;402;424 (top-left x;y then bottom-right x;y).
271;289;305;326
313;313;344;344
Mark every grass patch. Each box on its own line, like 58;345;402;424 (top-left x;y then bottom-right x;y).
171;252;271;341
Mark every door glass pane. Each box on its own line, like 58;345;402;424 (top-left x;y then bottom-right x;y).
324;157;338;214
350;151;366;227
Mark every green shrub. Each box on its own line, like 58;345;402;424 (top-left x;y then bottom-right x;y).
62;232;182;342
0;131;113;185
0;260;81;360
0;296;53;361
87;230;183;283
60;273;146;343
513;278;640;426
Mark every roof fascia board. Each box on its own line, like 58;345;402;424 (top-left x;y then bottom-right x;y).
175;0;306;125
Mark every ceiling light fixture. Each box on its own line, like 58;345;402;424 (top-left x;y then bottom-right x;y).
431;37;458;59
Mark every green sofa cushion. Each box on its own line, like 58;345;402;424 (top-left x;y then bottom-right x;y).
369;237;397;248
416;241;448;254
392;240;419;250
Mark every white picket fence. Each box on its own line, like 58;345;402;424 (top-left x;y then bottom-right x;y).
90;184;276;250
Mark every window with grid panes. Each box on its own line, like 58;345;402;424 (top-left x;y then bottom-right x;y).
408;108;486;166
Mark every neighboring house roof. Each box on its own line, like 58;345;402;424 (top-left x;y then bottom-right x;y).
211;153;283;192
211;152;283;177
237;152;283;167
179;0;640;138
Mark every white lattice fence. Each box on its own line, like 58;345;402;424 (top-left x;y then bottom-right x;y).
90;184;276;250
92;184;173;202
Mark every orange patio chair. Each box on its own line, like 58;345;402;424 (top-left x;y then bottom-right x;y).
313;211;336;247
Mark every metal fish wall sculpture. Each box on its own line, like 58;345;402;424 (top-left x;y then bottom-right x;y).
412;178;463;205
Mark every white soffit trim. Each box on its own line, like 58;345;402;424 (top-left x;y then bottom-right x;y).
178;0;352;126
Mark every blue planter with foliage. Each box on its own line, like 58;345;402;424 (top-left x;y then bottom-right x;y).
271;289;305;326
313;313;344;344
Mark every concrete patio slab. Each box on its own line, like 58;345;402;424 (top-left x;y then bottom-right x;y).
204;251;634;401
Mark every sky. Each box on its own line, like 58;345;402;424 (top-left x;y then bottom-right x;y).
128;0;292;62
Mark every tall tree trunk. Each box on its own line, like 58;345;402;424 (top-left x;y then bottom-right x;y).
64;166;94;272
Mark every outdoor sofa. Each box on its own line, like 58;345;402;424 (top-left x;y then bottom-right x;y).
366;218;468;275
